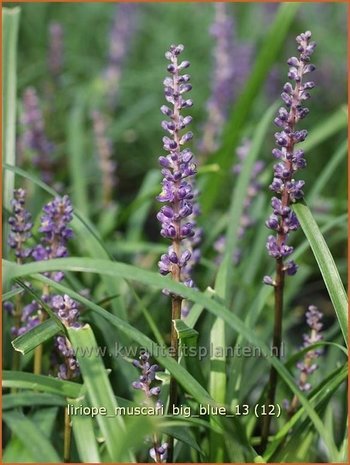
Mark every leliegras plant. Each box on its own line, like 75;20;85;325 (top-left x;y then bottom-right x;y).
260;30;317;452
2;3;348;464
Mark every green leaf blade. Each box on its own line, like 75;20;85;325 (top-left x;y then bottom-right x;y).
293;200;348;345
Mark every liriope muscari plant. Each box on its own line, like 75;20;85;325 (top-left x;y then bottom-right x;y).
6;189;34;369
286;305;323;415
260;31;316;451
199;2;252;155
6;190;80;380
32;195;78;376
6;188;80;461
91;110;117;207
20;87;55;183
156;43;196;460
131;352;167;462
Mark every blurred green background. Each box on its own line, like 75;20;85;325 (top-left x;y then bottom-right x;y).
7;1;347;203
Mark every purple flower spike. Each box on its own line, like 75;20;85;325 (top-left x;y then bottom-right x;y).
199;3;252;154
8;189;33;262
104;3;137;107
52;295;81;380
20;88;55;184
51;294;81;328
33;195;73;282
55;335;80;380
48;22;64;79
12;300;40;338
265;31;316;281
131;352;165;461
288;305;324;414
157;44;200;304
131;351;162;398
91;110;117;207
286;305;323;414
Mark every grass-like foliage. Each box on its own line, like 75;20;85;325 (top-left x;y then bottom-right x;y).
2;2;348;463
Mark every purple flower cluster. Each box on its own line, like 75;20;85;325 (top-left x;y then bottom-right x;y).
52;295;81;329
20;87;55;184
104;3;137;107
52;295;81;380
48;22;64;79
132;352;162;399
181;219;202;316
91;110;117;207
32;196;80;378
285;305;323;413
157;44;197;294
297;305;323;391
131;352;167;462
33;195;73;282
149;444;168;463
55;335;80;380
199;3;252;154
9;300;40;338
50;293;81;381
264;31;316;284
6;189;80;378
8;189;33;262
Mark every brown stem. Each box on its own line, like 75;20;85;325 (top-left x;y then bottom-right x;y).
260;258;285;452
11;256;23;379
63;406;72;463
33;283;50;375
167;281;182;464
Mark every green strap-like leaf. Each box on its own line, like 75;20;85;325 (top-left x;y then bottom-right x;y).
2;370;82;398
2;7;20;258
3;410;61;462
264;364;347;461
174;319;198;347
293;200;348;345
3;392;66;410
66;324;133;462
67;95;89;218
69;396;101;463
12;318;61;354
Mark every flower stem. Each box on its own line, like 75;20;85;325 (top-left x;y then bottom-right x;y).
167;279;182;463
260;258;284;452
11;257;23;378
33;283;49;375
63;406;72;463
